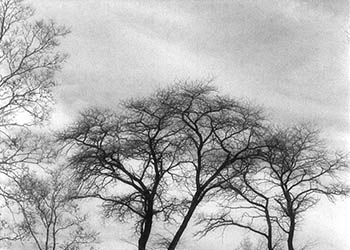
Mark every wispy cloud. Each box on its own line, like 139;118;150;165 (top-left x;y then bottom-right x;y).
30;0;349;145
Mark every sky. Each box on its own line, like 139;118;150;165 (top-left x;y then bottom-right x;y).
25;0;350;249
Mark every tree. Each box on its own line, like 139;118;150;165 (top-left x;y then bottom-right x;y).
0;166;98;250
59;89;185;250
162;82;264;250
196;124;348;250
0;0;69;176
0;0;68;241
196;160;282;250
0;0;69;126
260;125;349;250
59;81;265;250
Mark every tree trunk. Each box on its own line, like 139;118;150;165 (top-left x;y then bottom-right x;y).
138;210;153;250
167;198;199;250
287;215;295;250
282;184;295;250
265;202;273;250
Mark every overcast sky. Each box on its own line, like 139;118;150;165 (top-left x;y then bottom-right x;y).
27;0;349;249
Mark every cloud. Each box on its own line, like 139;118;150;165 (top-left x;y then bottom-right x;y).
29;0;348;150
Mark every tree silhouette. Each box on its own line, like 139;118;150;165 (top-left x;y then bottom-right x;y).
59;81;265;250
196;124;348;250
0;0;69;242
59;90;185;250
0;167;98;250
261;125;349;250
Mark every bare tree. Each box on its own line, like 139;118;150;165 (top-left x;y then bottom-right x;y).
196;124;348;250
196;160;282;250
162;82;264;250
0;166;98;250
0;0;68;175
0;0;68;241
58;88;185;250
0;131;59;244
58;81;265;250
259;125;349;250
0;0;69;127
